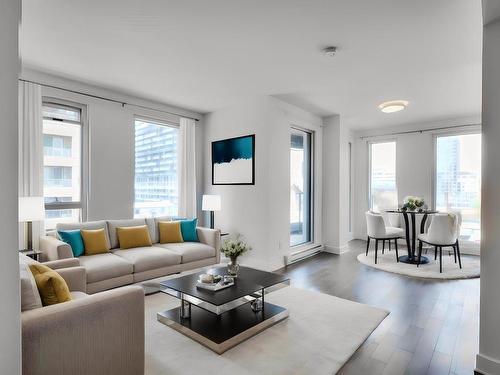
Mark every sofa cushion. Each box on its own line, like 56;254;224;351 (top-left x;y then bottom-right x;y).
19;256;42;311
158;221;183;244
70;291;88;300
78;253;133;283
56;220;111;249
29;264;72;306
81;229;110;255
149;216;187;243
58;230;85;257
116;225;152;249
180;219;199;242
107;219;151;249
156;242;216;263
112;247;181;273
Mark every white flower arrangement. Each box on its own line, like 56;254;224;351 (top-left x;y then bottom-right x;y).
402;196;425;211
220;234;251;261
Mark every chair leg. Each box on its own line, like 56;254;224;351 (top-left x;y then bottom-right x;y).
382;240;385;254
395;239;399;262
439;246;442;273
366;237;371;256
417;241;423;267
452;245;457;263
375;239;379;264
388;240;391;252
434;246;438;260
456;241;462;269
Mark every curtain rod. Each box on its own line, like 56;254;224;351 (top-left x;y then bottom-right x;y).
359;123;480;139
18;78;200;122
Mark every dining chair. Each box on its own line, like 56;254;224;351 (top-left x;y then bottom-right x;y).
365;211;404;264
416;213;462;273
380;210;403;252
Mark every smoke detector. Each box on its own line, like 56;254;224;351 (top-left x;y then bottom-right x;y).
322;46;337;57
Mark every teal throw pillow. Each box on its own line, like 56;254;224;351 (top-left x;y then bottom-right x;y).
180;219;198;242
58;230;85;257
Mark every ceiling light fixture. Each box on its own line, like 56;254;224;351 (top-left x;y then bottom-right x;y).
322;46;337;57
379;100;409;113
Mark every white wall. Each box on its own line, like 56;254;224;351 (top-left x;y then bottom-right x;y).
202;96;323;271
477;15;500;375
20;69;204;221
0;0;21;373
352;116;481;253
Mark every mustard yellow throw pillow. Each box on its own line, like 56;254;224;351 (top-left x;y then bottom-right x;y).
81;228;110;255
117;225;152;249
29;264;72;306
159;221;184;244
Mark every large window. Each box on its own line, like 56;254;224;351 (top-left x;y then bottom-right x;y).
369;141;397;211
43;103;84;230
435;133;481;242
134;118;179;218
290;128;312;246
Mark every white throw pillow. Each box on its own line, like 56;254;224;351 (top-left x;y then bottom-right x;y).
19;255;42;311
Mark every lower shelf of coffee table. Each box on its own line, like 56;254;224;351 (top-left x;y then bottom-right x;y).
157;301;289;354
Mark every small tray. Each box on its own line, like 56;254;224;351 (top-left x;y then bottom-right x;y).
196;279;234;292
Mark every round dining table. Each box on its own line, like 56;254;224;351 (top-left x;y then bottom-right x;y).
385;209;438;264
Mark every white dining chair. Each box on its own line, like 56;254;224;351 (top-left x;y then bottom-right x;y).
365;211;405;264
417;213;462;273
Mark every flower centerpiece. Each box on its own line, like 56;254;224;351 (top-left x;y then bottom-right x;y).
402;196;425;212
220;235;251;277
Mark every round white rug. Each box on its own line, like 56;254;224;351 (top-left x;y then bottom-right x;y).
357;251;480;279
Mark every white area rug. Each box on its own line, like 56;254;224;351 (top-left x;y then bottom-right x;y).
145;286;388;375
357;251;480;279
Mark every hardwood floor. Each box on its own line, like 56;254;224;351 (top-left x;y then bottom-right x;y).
276;239;479;375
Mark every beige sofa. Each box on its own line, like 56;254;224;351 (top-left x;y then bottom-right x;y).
40;217;221;293
20;254;144;375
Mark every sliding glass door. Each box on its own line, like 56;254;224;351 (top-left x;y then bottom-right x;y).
290;128;312;246
435;133;481;243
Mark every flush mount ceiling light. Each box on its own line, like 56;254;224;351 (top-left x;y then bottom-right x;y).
379;100;409;113
322;46;337;57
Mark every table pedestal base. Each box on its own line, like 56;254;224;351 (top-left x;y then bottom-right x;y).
399;255;430;264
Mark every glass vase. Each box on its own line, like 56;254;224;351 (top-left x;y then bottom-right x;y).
227;257;239;277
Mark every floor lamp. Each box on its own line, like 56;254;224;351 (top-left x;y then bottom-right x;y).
202;195;221;229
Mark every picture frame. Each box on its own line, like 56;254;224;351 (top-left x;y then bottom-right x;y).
212;134;255;185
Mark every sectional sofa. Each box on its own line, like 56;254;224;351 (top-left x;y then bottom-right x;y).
40;217;221;293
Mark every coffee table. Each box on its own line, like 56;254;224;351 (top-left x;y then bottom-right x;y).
157;266;290;354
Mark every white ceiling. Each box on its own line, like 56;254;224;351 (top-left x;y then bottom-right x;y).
20;0;482;129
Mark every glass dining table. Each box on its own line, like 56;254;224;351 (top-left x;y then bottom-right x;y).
385;209;438;264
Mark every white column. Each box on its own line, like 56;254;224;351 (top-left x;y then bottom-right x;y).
0;0;21;374
477;10;500;375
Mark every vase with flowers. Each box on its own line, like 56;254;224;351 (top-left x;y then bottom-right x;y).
220;235;251;277
402;196;426;212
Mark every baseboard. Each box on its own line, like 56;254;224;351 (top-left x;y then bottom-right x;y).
323;244;349;254
284;245;324;266
476;353;500;375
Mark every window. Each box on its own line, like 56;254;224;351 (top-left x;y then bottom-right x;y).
134;118;179;218
290;128;312;246
348;141;352;232
369;141;397;211
43;103;85;230
435;133;481;242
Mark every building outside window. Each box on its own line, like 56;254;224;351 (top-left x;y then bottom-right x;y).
42;103;84;230
134;118;179;218
369;141;397;212
435;133;481;242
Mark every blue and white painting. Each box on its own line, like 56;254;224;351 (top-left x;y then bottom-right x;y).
212;135;255;185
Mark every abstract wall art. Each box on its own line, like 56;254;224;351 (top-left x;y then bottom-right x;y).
212;134;255;185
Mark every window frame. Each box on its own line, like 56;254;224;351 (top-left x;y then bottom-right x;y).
432;129;482;245
290;125;314;248
368;139;398;212
42;98;88;222
133;116;180;219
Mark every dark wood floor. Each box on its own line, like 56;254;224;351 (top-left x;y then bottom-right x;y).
276;240;479;375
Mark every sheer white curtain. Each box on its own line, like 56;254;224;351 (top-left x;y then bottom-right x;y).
177;117;197;218
18;81;44;249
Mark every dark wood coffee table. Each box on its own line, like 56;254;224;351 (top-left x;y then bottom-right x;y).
157;266;290;354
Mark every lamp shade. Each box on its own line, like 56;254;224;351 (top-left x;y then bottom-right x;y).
19;197;45;222
202;195;221;211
